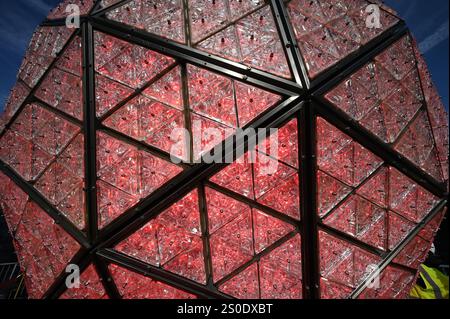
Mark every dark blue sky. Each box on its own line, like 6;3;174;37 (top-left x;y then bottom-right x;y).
0;0;449;111
385;0;449;110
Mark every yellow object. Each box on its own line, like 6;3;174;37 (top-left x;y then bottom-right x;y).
410;265;449;299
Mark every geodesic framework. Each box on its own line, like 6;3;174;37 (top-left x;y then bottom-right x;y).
0;0;448;299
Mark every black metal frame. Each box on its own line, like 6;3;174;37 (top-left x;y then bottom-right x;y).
0;0;448;300
298;101;320;299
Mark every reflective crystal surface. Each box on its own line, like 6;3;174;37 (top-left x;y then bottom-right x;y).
0;103;80;181
288;0;399;78
13;200;80;298
107;0;186;43
116;190;205;283
110;264;196;299
196;5;291;78
96;132;183;228
0;0;447;300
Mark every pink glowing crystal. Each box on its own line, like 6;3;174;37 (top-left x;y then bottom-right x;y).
109;264;196;299
115;190;205;284
0;0;447;301
288;0;399;78
196;5;291;78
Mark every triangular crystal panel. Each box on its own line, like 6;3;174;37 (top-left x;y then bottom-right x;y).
115;190;205;283
95;32;175;89
109;264;195;299
288;0;399;78
197;5;291;78
106;0;186;43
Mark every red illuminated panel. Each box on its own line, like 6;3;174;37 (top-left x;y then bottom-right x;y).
254;209;295;253
208;188;296;283
317;117;440;253
187;64;282;128
388;212;415;250
189;0;263;43
103;94;186;155
320;278;353;299
219;234;302;299
257;172;300;220
206;187;249;234
325;36;421;142
97;180;139;229
388;167;439;223
100;61;281;160
0;82;30;133
109;264;195;299
188;65;237;127
94;32;175;89
35;158;83;219
209;120;300;220
259;234;302;299
393;235;431;270
13;200;80;299
211;120;300;219
324;195;387;250
35;133;85;230
209;204;253;281
55;36;83;76
317;118;383;187
325;34;446;183
219;263;260;299
414;43;449;183
0;172;29;233
235;81;285;127
395;111;443;182
209;153;255;199
257;118;299;168
319;230;381;297
106;0;186;43
143;66;184;110
253;155;297;198
35;38;83;120
116;190;205;284
0;0;447;301
317;170;352;218
391;207;445;270
0;103;80;181
96;132;183;228
19;26;74;88
418;209;446;242
358;265;415;299
95;74;135;118
196;5;291;78
190;113;235;161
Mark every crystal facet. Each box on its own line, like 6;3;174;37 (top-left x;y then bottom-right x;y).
0;0;447;300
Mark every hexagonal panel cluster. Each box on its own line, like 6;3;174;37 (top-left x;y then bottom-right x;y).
0;0;448;299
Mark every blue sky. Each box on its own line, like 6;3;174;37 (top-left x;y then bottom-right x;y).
385;0;449;110
0;0;449;112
